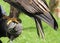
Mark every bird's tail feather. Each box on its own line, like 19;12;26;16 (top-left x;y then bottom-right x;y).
35;12;58;30
34;18;44;39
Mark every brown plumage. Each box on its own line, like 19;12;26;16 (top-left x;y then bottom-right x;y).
3;0;58;39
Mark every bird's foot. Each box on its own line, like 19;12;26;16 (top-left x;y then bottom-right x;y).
2;15;21;25
7;18;19;25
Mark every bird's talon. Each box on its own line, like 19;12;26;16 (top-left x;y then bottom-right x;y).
7;20;12;25
7;18;19;25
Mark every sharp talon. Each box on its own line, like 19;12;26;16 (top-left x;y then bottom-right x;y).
11;18;19;24
2;16;19;25
13;19;19;24
7;20;12;25
7;18;19;25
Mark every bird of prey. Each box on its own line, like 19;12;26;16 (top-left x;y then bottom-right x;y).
0;5;22;43
3;0;58;39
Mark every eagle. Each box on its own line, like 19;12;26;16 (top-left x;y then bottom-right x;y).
3;0;58;41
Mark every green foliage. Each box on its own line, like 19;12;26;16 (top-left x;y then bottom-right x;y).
0;0;60;43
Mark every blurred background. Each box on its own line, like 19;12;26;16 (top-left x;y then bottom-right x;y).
0;0;60;43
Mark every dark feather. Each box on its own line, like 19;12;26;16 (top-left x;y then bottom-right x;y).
35;12;58;30
3;0;58;38
34;18;44;38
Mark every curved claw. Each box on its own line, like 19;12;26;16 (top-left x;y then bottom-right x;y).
7;18;19;25
2;15;19;25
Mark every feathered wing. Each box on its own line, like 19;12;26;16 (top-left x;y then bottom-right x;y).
34;18;44;38
13;0;58;29
16;0;58;29
33;12;58;38
35;12;58;30
3;0;58;38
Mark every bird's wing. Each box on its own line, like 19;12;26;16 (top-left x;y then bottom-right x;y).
3;0;58;38
35;13;58;30
42;0;49;7
14;0;49;13
4;0;58;29
16;0;54;20
4;0;53;20
19;0;58;29
34;18;44;38
34;13;58;38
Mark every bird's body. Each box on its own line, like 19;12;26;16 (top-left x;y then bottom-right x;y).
3;0;58;39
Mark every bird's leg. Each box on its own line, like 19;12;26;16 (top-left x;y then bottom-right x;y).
6;5;21;25
7;18;19;25
2;15;19;25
